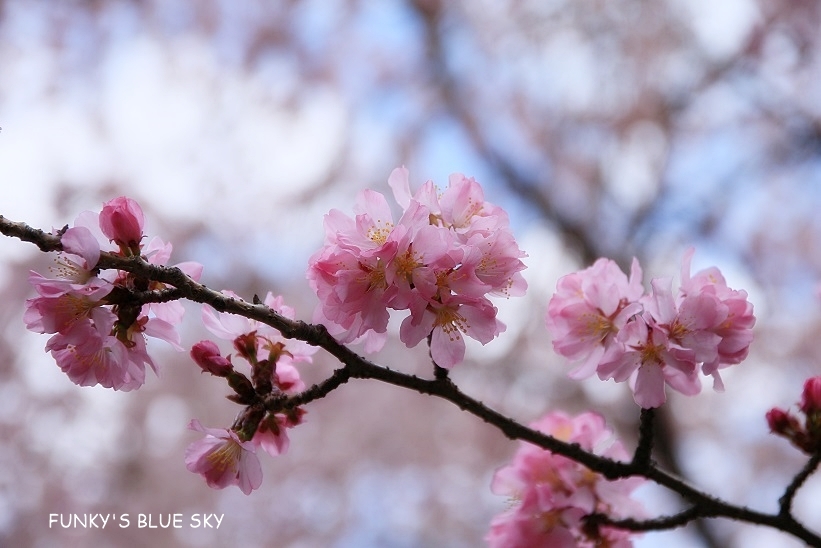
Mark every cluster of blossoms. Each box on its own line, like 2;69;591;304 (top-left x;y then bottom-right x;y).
766;376;821;455
307;167;527;368
546;249;756;408
16;180;777;539
487;411;645;547
185;292;317;494
24;197;201;390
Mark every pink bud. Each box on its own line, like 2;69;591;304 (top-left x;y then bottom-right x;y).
191;340;233;376
99;196;144;251
799;376;821;415
233;332;258;361
765;407;801;437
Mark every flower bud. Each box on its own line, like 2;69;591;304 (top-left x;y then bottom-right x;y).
233;332;258;362
765;407;801;437
191;340;233;376
99;196;144;253
799;376;821;416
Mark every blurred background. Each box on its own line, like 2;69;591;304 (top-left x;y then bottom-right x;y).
1;0;821;546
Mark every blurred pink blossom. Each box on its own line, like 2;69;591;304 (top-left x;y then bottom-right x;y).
546;257;643;379
546;249;755;407
487;411;645;547
46;318;148;391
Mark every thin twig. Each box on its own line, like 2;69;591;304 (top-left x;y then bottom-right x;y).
779;452;821;517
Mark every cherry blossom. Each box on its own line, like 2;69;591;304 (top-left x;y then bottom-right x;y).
24;197;199;391
185;419;263;495
546;250;755;407
597;316;700;408
546;257;643;379
678;247;755;389
45;317;148;391
400;293;503;368
487;411;645;547
253;408;306;458
24;277;113;335
308;167;526;367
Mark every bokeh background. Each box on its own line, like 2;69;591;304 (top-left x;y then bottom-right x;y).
2;1;821;546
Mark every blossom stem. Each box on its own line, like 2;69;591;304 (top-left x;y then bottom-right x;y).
633;407;656;467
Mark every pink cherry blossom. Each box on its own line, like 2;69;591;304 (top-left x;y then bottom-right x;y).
55;226;102;281
46;318;147;391
677;248;756;389
185;419;262;495
329;188;397;252
437;172;510;235
309;167;526;367
25;197;199;391
253;418;290;457
598;316;700;408
384;209;452;308
643;278;724;364
548;249;755;405
24;278;113;334
487;411;645;547
399;294;504;368
307;244;395;346
546;257;644;379
462;230;528;298
24;225;111;333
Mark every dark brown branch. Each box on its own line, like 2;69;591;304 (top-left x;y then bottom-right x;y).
588;506;701;533
633;407;656;468
0;216;64;253
779;452;821;517
2;215;820;545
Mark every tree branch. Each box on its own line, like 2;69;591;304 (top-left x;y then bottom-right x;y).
779;452;821;517
632;407;656;468
2;215;820;545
